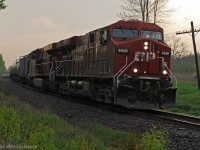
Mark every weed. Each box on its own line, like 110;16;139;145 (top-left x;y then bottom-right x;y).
140;128;167;150
0;106;20;147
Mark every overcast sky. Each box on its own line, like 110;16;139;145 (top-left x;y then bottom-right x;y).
0;0;200;68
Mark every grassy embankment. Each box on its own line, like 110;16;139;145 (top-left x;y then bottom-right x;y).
0;86;167;149
169;81;200;117
170;55;200;117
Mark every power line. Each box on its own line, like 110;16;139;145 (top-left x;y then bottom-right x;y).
176;29;200;35
165;24;200;36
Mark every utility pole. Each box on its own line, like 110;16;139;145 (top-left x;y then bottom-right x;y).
176;21;200;90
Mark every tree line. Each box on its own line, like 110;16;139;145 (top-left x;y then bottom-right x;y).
171;54;200;75
0;0;6;76
0;54;6;76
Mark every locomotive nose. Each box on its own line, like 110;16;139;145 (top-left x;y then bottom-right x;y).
132;40;160;76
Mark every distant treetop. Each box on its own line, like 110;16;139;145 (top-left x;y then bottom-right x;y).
0;0;6;11
119;0;175;25
0;54;6;76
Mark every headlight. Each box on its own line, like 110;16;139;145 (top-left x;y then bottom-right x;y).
133;68;138;73
144;46;148;50
144;42;149;50
162;70;167;75
144;42;148;46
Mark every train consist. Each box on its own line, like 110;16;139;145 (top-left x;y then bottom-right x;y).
10;20;177;109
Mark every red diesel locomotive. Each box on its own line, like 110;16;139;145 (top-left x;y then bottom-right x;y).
10;20;177;109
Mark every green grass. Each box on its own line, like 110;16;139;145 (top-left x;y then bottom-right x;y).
0;80;168;150
141;127;166;150
169;81;200;117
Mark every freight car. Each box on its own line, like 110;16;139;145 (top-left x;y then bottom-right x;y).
10;20;177;109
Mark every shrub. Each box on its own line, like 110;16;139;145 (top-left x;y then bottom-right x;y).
124;133;140;150
28;122;55;149
67;135;96;150
141;128;166;150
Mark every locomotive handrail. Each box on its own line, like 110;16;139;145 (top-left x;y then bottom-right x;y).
35;58;85;80
113;57;128;104
35;62;54;66
50;58;85;80
116;59;136;88
86;46;100;50
54;62;62;74
164;62;177;88
159;57;177;88
34;61;53;77
113;57;137;104
113;57;128;81
49;62;54;80
50;61;63;80
61;58;84;62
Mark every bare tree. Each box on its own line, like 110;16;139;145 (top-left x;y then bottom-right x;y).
119;0;175;24
165;35;189;58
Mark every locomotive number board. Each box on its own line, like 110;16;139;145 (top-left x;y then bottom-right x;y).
117;49;129;54
161;51;171;56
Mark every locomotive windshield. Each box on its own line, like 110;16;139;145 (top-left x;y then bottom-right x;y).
141;30;162;41
112;29;138;38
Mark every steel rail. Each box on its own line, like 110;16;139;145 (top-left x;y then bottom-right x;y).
137;109;200;130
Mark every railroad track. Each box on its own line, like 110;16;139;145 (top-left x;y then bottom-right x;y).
5;79;200;131
136;109;200;130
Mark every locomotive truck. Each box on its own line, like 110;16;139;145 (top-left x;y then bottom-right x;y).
10;20;177;109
